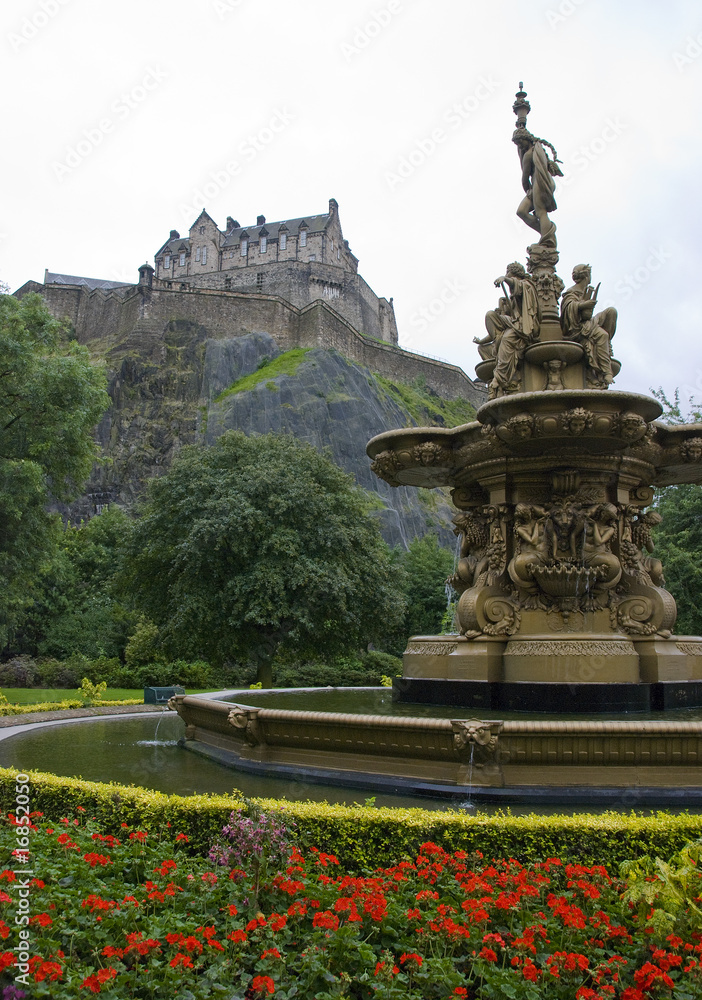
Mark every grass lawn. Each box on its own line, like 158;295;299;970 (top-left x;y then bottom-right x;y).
0;687;211;705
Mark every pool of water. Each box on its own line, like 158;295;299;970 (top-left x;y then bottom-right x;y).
218;686;702;723
1;694;700;816
0;713;474;812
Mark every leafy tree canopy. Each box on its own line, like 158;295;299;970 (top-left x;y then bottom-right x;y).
651;388;702;635
0;293;109;646
119;431;405;684
393;534;454;651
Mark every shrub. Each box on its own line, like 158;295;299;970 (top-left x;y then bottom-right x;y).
1;768;701;869
273;650;402;688
124;616;164;668
0;655;40;688
76;677;107;705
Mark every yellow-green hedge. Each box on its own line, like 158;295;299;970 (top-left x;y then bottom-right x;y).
0;768;700;869
0;699;141;716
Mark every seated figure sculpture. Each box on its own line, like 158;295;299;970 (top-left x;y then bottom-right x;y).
560;264;618;388
487;262;540;398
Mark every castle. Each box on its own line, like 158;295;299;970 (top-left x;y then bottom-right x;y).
151;198;399;347
17;198;483;404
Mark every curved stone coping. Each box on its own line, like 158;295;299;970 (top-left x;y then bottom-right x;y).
175;693;702;739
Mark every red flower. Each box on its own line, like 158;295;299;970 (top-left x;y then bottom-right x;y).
169;953;193;968
33;959;63;982
251;974;275;995
522;960;540;982
29;913;52;928
261;947;282;960
400;952;423;967
312;910;339;931
175;833;189;841
129;831;148;841
102;945;124;959
453;991;468;998
83;852;112;867
227;930;247;943
479;947;498;962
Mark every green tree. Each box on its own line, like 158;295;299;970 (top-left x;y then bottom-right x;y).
650;388;702;635
0;293;109;647
400;534;454;639
12;505;136;660
119;431;405;685
654;484;702;635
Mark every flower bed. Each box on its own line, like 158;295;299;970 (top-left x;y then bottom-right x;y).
1;808;702;998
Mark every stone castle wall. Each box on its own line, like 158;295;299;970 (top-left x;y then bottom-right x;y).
16;279;483;405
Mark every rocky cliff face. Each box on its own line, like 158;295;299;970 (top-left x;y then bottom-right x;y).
77;328;477;549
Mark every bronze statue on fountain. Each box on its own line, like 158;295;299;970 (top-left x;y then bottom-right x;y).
367;83;702;714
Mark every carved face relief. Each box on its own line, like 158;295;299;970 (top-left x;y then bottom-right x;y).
681;437;702;462
619;412;647;441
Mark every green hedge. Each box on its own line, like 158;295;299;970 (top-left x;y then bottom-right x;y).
0;698;141;716
0;768;700;869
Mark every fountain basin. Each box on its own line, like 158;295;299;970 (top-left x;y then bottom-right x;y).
170;690;702;805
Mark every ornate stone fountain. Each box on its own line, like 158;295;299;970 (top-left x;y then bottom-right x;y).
171;87;702;801
367;84;702;715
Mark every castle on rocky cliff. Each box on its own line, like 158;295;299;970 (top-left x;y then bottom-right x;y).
16;198;482;406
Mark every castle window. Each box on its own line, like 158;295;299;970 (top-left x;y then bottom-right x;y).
225;277;231;289
164;255;171;269
241;239;248;256
202;247;207;265
337;249;341;260
299;230;307;247
260;236;267;253
199;226;205;235
195;247;201;262
309;254;316;261
180;252;186;266
279;232;287;250
257;272;264;289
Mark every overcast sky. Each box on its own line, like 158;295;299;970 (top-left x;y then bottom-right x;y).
2;0;701;402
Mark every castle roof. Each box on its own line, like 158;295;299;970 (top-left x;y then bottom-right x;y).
44;271;131;290
154;237;190;257
221;213;330;247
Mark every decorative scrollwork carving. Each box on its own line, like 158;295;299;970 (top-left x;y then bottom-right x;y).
481;595;521;635
676;642;702;655
614;595;658;635
405;641;458;655
369;451;401;487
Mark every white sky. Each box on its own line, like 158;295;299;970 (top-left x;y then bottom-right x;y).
2;0;701;401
